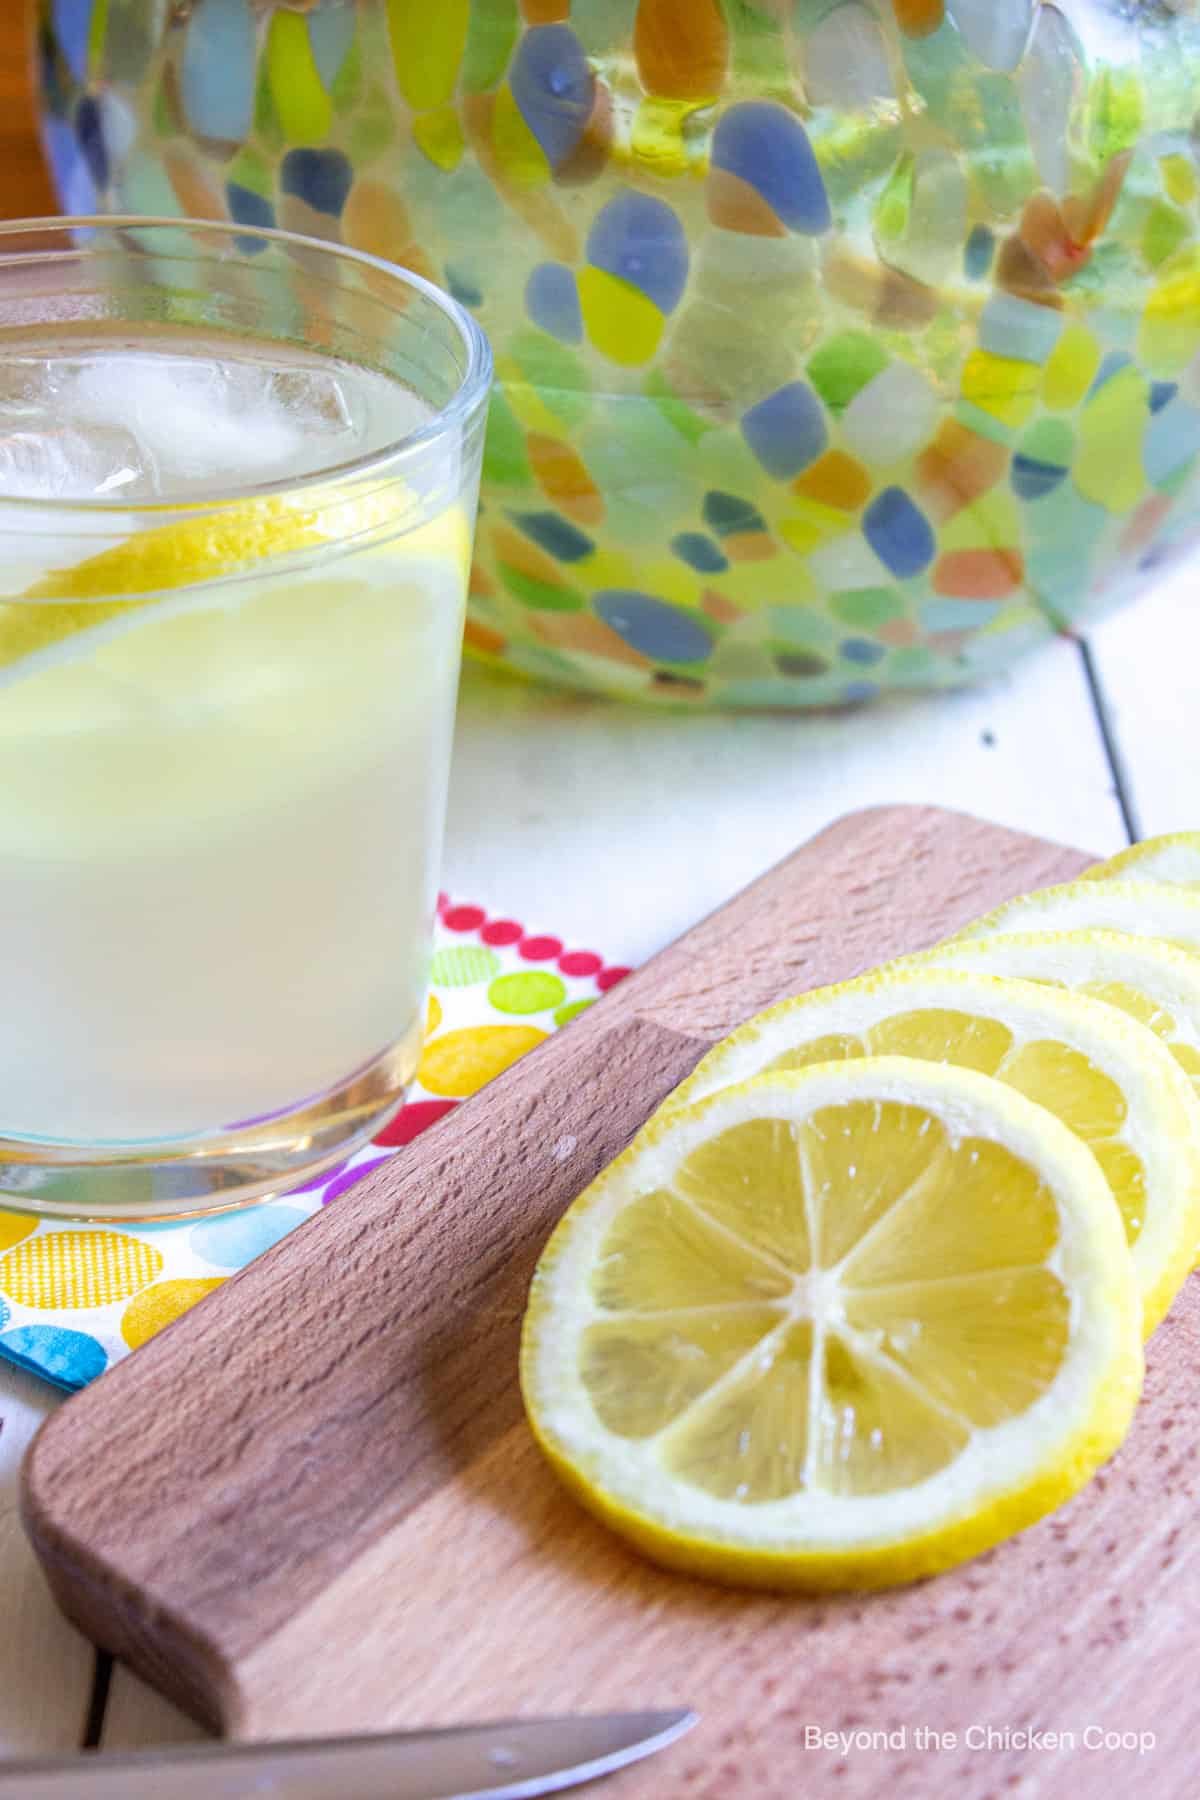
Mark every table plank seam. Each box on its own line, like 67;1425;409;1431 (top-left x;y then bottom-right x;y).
1079;636;1142;845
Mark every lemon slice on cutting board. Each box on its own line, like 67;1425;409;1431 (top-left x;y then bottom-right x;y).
521;1058;1142;1591
906;930;1200;1100
1082;833;1200;889
952;878;1200;956
666;967;1200;1334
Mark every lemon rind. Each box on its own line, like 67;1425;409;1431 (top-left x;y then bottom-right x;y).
954;877;1200;954
1081;833;1200;890
902;928;1200;1050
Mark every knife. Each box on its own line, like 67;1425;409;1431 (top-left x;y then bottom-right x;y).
0;1710;696;1798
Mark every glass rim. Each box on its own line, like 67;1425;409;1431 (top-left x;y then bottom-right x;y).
0;213;494;515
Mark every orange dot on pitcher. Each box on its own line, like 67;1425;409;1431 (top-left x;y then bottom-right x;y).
892;0;944;37
634;0;729;101
527;434;605;526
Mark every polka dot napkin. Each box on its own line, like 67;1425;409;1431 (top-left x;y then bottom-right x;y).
0;899;628;1393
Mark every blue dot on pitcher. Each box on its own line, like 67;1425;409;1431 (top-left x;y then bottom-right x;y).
281;147;354;217
526;264;583;343
586;191;689;315
510;25;594;171
711;101;831;236
594;591;715;663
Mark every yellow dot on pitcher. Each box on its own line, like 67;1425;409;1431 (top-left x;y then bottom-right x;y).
574;544;633;584
387;0;469;112
0;1231;162;1310
578;267;665;366
0;1211;37;1255
497;354;562;436
426;993;443;1036
1162;154;1197;207
419;1024;548;1097
267;11;332;143
122;1278;225;1350
492;84;552;188
941;487;1022;554
960;350;1039;429
631;98;700;178
412;105;465;172
1138;264;1200;376
1042;325;1101;412
1075;366;1149;513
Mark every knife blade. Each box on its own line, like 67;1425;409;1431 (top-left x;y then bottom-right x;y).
0;1710;696;1799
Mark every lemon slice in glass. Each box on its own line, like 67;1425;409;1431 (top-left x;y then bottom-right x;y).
668;967;1200;1334
521;1058;1141;1591
0;487;468;683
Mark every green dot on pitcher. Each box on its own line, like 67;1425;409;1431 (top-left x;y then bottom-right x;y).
831;588;905;630
430;945;502;987
490;971;567;1014
807;333;889;416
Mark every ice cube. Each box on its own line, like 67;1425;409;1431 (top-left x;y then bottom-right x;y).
0;424;144;500
0;347;429;504
61;354;318;495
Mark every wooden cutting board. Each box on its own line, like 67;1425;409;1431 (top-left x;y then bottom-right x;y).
20;806;1199;1798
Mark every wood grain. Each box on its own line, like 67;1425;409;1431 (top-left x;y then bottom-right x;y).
0;5;55;222
28;805;1186;1800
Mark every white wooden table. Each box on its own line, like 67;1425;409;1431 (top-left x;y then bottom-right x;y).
0;566;1190;1759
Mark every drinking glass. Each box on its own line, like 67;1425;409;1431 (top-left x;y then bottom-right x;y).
0;216;491;1219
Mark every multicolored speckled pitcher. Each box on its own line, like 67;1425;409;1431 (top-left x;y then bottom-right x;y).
33;1;1200;707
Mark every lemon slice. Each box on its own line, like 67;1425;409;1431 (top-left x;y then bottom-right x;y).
521;1058;1141;1591
1082;833;1200;889
954;877;1200;956
0;487;467;682
0;495;327;679
668;967;1200;1334
907;930;1200;1102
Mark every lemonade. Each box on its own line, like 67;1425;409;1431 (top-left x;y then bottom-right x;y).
0;221;489;1217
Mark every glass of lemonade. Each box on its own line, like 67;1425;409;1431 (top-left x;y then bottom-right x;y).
0;216;491;1221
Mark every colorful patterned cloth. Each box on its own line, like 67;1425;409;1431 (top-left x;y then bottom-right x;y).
0;899;628;1393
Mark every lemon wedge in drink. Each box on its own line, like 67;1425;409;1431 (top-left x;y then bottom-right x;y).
521;1058;1141;1591
666;967;1200;1334
1082;833;1200;889
0;488;469;679
0;496;323;677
